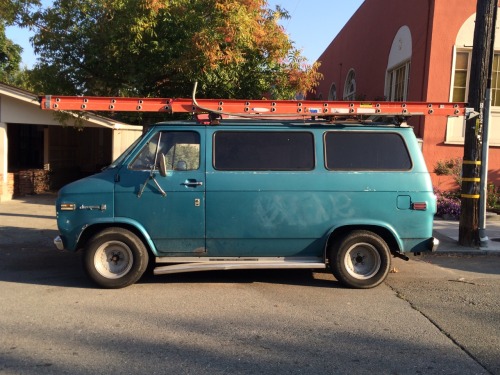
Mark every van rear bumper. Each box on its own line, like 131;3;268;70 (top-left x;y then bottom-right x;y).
429;237;439;252
403;237;439;253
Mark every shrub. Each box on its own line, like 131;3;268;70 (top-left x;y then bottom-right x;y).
434;158;462;188
434;188;461;219
487;183;499;209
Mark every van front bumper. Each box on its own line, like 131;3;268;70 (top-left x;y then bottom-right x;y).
54;235;65;251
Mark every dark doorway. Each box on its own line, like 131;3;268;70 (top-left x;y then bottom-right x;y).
7;124;44;169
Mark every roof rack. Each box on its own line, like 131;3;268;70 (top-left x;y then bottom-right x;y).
39;82;468;123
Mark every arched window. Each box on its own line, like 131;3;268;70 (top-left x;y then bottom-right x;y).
386;26;412;101
343;70;356;100
451;13;500;105
328;83;337;100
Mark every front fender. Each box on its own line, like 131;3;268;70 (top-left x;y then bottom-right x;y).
75;217;159;256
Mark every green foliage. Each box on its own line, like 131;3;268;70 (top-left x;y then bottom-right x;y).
434;157;500;212
0;21;36;89
434;157;462;188
0;22;22;82
0;0;40;88
52;110;90;129
487;182;499;209
29;0;322;102
0;0;41;26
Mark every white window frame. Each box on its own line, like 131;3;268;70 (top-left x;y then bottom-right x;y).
446;13;500;146
449;47;471;103
328;83;337;100
387;60;411;101
385;25;412;101
343;69;356;101
446;46;500;146
491;52;500;108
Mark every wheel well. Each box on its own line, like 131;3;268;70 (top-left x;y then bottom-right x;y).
77;224;153;256
326;225;400;255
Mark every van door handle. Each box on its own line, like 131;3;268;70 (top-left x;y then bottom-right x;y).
181;179;203;187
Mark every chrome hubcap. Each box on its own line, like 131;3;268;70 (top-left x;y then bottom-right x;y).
94;241;133;279
344;243;381;280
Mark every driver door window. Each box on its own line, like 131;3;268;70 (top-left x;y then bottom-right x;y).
130;131;200;171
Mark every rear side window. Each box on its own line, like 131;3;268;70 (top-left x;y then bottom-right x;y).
325;132;412;170
214;131;314;170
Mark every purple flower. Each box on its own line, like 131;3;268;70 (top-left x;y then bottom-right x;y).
434;188;461;219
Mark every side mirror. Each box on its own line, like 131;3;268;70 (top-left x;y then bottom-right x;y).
159;153;167;177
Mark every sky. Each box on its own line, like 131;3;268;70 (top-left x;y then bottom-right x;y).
5;0;364;68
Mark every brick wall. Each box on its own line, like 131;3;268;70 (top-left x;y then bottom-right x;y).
0;173;15;198
13;169;50;196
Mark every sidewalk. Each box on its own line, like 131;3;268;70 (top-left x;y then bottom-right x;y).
0;193;58;249
433;217;500;253
1;193;500;254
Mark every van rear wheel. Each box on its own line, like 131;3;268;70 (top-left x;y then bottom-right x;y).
83;228;148;289
329;230;391;289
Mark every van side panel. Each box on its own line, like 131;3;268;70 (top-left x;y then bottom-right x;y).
205;173;435;256
204;127;436;257
206;172;329;256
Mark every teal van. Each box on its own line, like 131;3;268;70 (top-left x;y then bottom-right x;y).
54;120;438;289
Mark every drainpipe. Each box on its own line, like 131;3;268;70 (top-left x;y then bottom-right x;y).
419;0;434;138
423;0;433;98
339;63;343;97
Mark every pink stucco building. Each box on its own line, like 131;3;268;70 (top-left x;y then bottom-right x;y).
313;0;500;190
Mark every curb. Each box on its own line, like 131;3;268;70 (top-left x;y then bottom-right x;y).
433;231;500;255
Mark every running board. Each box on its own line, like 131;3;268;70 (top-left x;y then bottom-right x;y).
153;257;326;275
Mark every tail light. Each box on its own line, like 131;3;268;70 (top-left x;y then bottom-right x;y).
412;202;427;210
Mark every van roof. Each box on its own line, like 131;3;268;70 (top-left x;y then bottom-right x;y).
153;118;414;129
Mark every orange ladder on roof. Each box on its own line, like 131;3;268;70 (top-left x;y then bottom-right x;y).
40;95;467;117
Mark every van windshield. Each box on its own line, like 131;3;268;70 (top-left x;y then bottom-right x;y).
107;133;146;169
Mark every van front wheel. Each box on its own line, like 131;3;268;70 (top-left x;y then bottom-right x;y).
329;230;391;289
83;228;149;289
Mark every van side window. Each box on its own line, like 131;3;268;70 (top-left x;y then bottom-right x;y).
213;131;314;170
130;131;200;171
325;132;412;170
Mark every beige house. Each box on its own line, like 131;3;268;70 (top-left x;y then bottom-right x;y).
0;83;142;201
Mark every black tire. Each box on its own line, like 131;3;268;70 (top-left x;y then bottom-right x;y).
83;228;149;289
329;230;391;289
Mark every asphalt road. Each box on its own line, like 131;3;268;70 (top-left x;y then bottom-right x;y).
386;254;500;375
0;195;499;374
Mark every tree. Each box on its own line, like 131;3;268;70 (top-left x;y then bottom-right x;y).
29;0;322;100
0;0;40;25
0;20;37;88
0;0;41;87
0;21;22;83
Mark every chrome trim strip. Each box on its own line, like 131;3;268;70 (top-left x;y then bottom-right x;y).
156;256;323;264
154;257;326;275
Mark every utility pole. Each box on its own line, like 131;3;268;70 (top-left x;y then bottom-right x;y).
479;2;498;245
459;0;497;246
